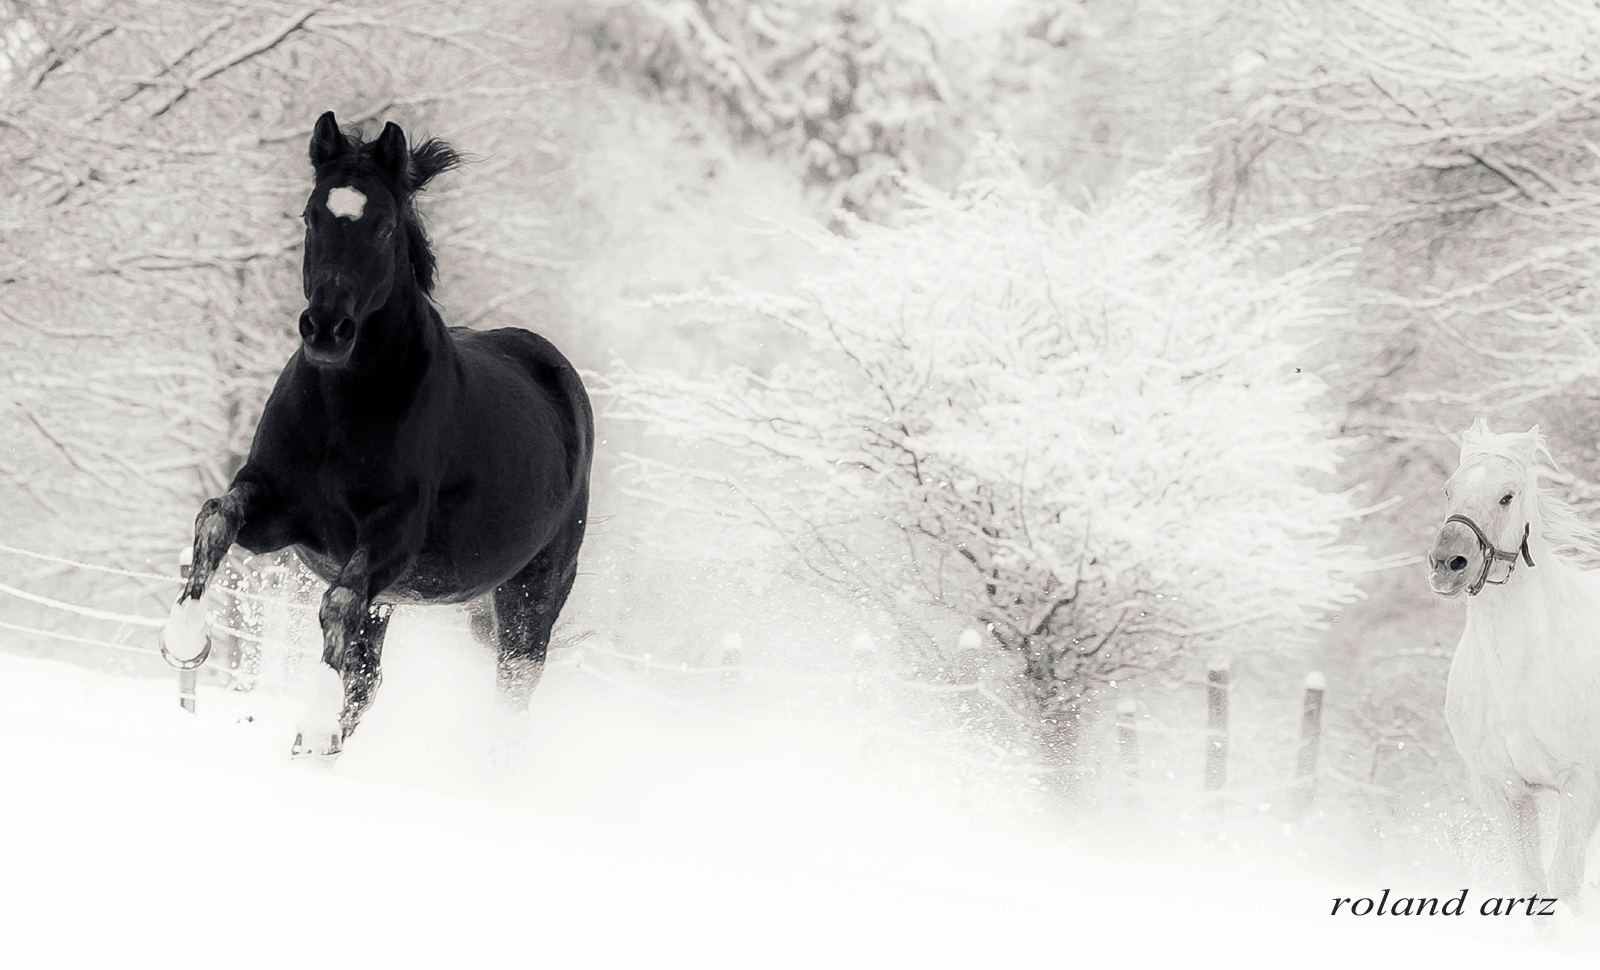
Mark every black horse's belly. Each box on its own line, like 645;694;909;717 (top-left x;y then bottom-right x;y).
293;543;524;606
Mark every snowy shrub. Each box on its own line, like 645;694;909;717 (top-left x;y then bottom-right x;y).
577;0;959;219
603;142;1370;758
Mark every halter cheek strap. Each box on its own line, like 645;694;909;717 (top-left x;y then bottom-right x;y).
1445;514;1534;595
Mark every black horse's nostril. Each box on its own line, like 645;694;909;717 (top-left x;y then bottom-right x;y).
333;318;355;343
298;310;316;341
1448;556;1467;572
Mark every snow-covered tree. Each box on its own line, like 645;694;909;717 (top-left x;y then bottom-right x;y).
1206;0;1600;804
603;142;1371;761
576;0;960;219
1216;0;1600;455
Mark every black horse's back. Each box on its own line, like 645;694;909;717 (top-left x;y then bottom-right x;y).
400;325;590;603
453;325;594;492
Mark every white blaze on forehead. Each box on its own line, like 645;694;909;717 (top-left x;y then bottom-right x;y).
325;186;366;220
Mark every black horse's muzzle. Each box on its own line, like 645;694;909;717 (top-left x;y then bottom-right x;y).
299;308;356;366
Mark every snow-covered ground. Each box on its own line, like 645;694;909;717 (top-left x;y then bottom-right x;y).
0;616;1593;967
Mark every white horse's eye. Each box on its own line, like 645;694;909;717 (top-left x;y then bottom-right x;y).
1500;493;1514;506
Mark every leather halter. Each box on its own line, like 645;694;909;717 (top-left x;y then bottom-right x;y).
1445;514;1535;595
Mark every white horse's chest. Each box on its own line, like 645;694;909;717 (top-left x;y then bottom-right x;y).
1446;598;1600;788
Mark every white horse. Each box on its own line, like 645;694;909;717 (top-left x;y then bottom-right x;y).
1430;419;1600;906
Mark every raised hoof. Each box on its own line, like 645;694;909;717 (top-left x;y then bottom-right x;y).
291;730;343;762
159;597;212;669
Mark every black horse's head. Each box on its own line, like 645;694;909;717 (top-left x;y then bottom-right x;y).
298;111;461;368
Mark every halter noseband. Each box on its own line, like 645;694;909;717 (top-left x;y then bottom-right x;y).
1445;514;1535;595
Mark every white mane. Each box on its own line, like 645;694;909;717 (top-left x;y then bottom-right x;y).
1460;418;1600;569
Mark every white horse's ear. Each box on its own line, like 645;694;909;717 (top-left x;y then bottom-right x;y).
1460;417;1492;458
1526;424;1560;473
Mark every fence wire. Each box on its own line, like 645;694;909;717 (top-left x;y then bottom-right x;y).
0;541;1404;807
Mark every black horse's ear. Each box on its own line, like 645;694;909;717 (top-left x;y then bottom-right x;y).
374;121;409;186
310;111;344;167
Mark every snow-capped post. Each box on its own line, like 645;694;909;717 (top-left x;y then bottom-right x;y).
1291;671;1326;819
719;632;743;710
1116;697;1139;806
1205;658;1230;791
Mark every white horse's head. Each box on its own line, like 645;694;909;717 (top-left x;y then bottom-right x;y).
1430;419;1551;598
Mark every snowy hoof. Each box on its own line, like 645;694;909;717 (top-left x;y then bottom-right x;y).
160;598;210;667
291;730;343;762
293;664;346;762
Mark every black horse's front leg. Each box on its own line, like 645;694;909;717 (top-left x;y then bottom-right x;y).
162;482;269;664
295;590;394;758
318;547;401;741
297;509;421;757
318;535;414;671
181;482;267;602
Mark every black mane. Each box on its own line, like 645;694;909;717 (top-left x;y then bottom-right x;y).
312;124;464;294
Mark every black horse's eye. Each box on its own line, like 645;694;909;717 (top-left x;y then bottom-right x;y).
1500;493;1514;506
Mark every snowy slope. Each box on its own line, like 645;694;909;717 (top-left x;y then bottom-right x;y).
0;618;1592;968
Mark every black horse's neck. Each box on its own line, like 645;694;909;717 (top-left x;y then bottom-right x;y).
312;280;451;421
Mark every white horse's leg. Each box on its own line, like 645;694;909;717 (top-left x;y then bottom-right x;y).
1508;792;1548;898
1474;776;1547;897
1550;771;1600;908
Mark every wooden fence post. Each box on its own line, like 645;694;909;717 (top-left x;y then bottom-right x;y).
1204;658;1230;791
1116;698;1139;807
1116;698;1139;776
719;632;743;710
851;630;874;707
1291;671;1326;819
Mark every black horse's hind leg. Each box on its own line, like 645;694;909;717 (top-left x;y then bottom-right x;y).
493;509;586;713
336;602;393;740
468;595;499;647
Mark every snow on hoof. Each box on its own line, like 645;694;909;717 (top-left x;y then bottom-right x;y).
291;730;343;763
159;597;210;665
293;664;345;762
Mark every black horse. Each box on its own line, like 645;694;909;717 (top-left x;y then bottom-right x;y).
170;111;592;758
